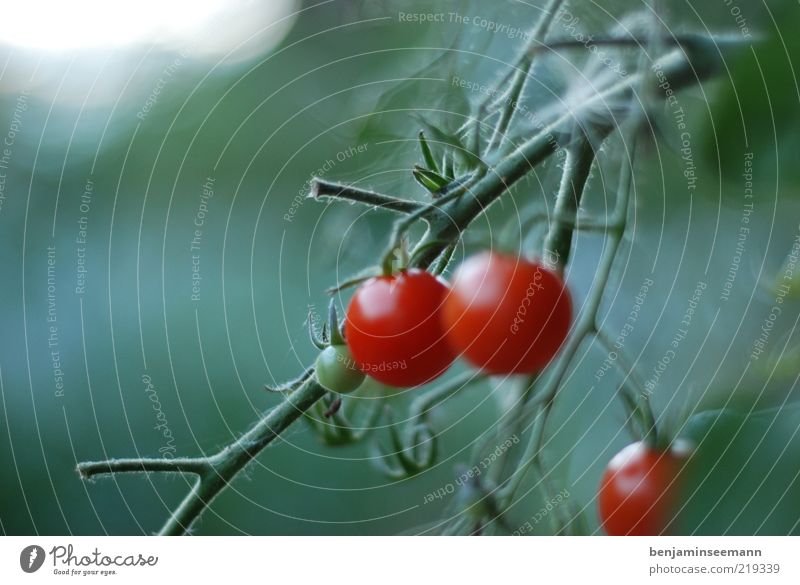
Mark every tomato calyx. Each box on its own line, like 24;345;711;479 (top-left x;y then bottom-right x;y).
326;298;345;347
380;236;412;277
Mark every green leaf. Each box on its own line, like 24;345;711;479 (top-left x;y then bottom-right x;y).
681;402;800;443
701;4;800;197
358;33;472;144
678;402;800;534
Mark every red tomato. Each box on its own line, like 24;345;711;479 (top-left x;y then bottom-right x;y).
598;441;692;536
345;269;455;387
441;251;571;374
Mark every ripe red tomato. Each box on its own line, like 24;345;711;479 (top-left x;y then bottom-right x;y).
345;269;455;387
441;251;571;374
598;441;692;536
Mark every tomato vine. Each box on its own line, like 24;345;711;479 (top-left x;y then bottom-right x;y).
76;2;747;535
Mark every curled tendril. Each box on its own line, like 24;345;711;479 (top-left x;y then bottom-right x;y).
371;372;481;480
371;405;438;479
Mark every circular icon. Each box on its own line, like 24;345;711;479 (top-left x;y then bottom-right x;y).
19;545;45;573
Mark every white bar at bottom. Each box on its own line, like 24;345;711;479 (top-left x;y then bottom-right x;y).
0;536;796;584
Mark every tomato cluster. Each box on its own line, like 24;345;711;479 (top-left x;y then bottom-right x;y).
338;250;692;536
343;251;572;387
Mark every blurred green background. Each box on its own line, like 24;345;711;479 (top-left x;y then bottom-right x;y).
1;0;799;535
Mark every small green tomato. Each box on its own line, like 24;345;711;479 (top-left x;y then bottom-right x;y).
315;344;365;394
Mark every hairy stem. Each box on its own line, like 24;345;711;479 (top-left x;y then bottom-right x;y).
543;136;597;269
497;75;650;524
487;0;566;152
491;137;600;532
78;457;210;478
310;180;422;214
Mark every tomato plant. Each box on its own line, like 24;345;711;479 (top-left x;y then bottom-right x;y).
598;441;692;536
441;251;572;374
72;0;767;538
345;269;455;387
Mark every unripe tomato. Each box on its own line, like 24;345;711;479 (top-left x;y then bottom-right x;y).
345;269;455;387
598;441;692;536
314;344;365;394
441;251;571;374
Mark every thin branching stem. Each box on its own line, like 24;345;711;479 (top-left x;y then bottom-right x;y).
497;140;637;513
496;40;659;521
490;137;600;532
410;371;481;421
594;328;658;442
310;179;422;214
487;0;566;152
78;457;210;478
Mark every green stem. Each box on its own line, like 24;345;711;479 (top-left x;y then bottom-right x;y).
498;151;635;512
594;328;658;444
497;81;648;520
430;242;457;275
486;140;599;531
487;375;539;485
542;136;596;269
409;371;480;421
158;378;326;535
77;457;209;478
486;0;566;152
310;179;421;214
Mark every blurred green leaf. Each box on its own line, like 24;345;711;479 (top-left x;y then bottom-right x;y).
358;38;472;143
678;403;800;534
701;4;800;197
